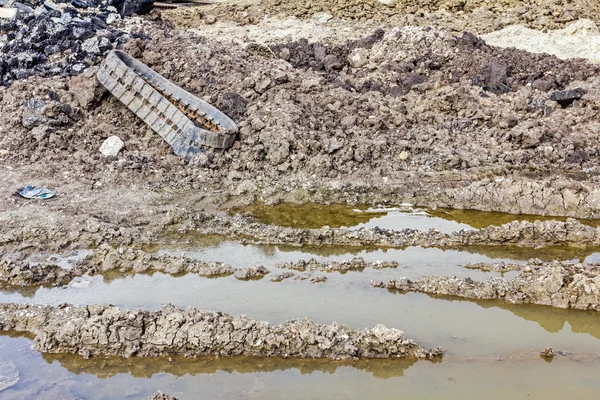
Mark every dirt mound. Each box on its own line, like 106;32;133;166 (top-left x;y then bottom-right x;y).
2;21;600;221
482;19;600;62
176;0;600;34
0;303;442;360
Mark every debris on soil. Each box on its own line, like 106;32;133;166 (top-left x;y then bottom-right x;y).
97;49;238;157
234;265;269;280
372;260;600;311
17;185;55;200
277;257;398;273
0;303;443;360
99;136;125;157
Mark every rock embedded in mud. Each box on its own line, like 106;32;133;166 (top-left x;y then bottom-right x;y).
271;271;295;282
0;303;442;360
540;348;555;358
234;265;269;280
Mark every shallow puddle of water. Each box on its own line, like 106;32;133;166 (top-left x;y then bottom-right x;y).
236;202;600;232
163;239;600;265
1;333;600;399
2;242;600;398
2;257;600;355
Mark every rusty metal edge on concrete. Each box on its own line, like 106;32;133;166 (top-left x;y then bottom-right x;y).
97;50;238;158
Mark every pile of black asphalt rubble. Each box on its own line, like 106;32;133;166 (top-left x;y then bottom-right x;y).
0;0;153;86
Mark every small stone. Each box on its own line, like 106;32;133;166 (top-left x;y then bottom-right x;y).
322;54;342;72
348;48;369;68
106;13;120;24
204;14;217;24
251;117;266;131
254;78;272;94
398;151;409;161
100;136;124;157
549;88;586;106
540;348;555;358
341;115;356;126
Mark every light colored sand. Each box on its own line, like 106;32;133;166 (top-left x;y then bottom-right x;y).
482;19;600;63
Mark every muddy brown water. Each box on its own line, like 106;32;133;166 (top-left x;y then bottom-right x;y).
3;211;600;398
236;202;600;232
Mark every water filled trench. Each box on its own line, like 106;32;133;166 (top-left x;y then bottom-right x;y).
2;205;600;398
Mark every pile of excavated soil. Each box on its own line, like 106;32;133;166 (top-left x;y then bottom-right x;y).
168;0;600;34
482;19;600;62
2;19;600;220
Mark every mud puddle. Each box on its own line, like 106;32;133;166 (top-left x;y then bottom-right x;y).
2;245;600;355
163;239;600;265
2;319;600;399
237;203;600;233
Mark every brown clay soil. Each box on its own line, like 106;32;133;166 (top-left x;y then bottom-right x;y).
3;0;600;339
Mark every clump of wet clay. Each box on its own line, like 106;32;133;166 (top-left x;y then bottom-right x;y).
463;261;523;272
0;303;443;360
234;266;270;280
94;246;235;277
0;247;236;287
190;214;600;249
277;257;398;272
371;260;600;311
0;257;89;286
271;272;295;282
149;392;178;400
540;348;556;358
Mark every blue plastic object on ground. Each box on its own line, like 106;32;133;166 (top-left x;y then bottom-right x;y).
18;185;55;199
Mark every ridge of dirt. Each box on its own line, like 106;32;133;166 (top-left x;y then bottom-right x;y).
168;0;600;35
0;303;443;360
372;259;600;310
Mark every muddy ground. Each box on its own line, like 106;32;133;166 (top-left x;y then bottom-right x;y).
0;303;442;360
372;260;600;310
2;0;600;371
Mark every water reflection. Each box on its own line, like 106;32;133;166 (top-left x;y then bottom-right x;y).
407;293;600;340
38;349;421;379
235;202;600;232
